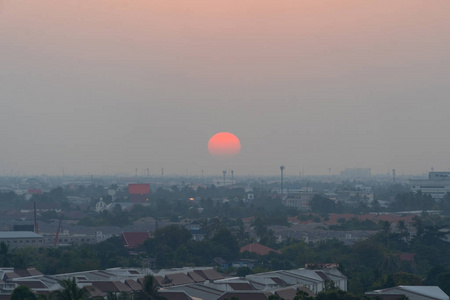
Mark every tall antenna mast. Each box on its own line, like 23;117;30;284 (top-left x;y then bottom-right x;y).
280;166;285;194
34;201;39;234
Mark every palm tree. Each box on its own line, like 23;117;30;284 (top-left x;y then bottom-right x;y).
134;275;166;300
107;292;131;300
52;278;87;300
0;242;12;267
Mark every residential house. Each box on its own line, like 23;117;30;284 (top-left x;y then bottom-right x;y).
366;286;449;300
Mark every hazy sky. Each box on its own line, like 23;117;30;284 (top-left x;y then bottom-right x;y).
1;1;450;176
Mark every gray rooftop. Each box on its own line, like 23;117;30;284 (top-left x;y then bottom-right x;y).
0;231;43;239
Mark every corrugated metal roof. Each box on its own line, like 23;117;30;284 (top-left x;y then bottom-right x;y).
399;286;449;300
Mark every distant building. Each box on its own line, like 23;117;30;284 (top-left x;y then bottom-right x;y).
410;172;450;199
277;187;313;195
20;203;61;213
240;243;281;256
0;231;44;249
121;232;151;249
128;184;150;203
184;221;206;241
282;194;312;211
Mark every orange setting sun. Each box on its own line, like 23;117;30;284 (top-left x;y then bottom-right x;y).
208;132;241;158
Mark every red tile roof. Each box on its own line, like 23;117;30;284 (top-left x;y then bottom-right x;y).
90;281;132;292
187;271;205;282
122;232;151;248
275;288;297;300
160;291;194;300
193;269;224;281
165;273;195;286
240;243;281;256
85;285;105;298
125;279;142;290
14;280;47;289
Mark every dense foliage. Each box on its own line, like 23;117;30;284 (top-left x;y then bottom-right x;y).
3;180;450;297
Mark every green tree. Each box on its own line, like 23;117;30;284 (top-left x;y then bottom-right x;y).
0;242;12;267
315;289;363;300
392;272;422;286
52;278;87;300
11;285;37;300
134;275;167;300
106;292;131;300
236;267;253;277
211;228;240;260
309;195;339;214
293;290;314;300
153;225;191;250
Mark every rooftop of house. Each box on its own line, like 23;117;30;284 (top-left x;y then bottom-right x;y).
121;232;151;248
240;243;281;256
366;285;449;300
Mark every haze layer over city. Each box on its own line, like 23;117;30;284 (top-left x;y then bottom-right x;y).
2;1;450;176
2;2;450;299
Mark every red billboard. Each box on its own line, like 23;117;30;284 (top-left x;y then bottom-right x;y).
128;184;150;195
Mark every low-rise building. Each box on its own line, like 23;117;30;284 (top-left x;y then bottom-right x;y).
366;285;449;300
0;266;347;300
0;231;45;249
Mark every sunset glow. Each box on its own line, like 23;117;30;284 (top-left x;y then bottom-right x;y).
1;1;450;175
208;132;241;158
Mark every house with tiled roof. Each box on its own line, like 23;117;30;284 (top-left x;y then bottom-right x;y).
121;232;151;249
240;243;281;256
0;266;347;300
